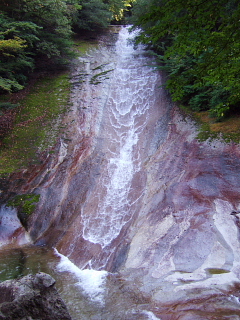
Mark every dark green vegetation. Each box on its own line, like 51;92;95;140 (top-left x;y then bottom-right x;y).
7;193;40;216
1;0;240;177
0;0;134;176
0;0;133;93
7;193;40;228
0;72;71;175
131;0;240;121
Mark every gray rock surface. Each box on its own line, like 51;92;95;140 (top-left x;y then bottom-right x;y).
0;272;72;320
4;26;240;319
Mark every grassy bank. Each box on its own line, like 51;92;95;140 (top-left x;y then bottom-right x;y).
0;35;100;177
0;33;100;176
179;104;240;143
1;33;239;178
195;111;240;143
0;72;71;176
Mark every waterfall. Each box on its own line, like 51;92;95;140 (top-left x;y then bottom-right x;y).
2;25;240;320
81;27;159;248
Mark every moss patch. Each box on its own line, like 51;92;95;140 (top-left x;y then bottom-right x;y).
90;68;114;85
7;193;40;229
195;111;240;143
7;193;40;216
0;72;71;176
0;35;101;177
206;268;230;275
73;36;98;56
179;105;240;143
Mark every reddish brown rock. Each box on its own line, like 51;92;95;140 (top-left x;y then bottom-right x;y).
2;26;240;319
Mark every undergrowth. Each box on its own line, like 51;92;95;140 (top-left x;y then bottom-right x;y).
195;110;240;143
0;35;100;177
7;193;40;216
179;105;240;143
0;36;99;177
73;36;98;56
0;72;71;176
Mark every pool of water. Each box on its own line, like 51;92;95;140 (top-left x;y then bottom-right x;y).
0;245;161;320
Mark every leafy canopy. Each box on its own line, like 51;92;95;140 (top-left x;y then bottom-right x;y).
132;0;240;119
0;0;132;92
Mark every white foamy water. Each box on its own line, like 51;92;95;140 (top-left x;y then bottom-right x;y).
82;26;159;247
142;310;162;320
55;249;108;305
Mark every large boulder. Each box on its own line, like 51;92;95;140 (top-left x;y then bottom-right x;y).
0;272;72;320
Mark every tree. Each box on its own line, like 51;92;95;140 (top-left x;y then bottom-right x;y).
0;0;78;92
132;0;240;118
0;0;131;93
73;0;112;31
16;0;75;60
0;13;40;92
73;0;133;31
105;0;133;21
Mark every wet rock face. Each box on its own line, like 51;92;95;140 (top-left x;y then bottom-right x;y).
0;206;30;248
0;272;72;320
3;26;240;319
121;111;240;318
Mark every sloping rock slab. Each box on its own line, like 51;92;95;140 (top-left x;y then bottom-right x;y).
0;272;72;320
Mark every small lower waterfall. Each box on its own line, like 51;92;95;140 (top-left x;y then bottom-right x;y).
1;26;240;320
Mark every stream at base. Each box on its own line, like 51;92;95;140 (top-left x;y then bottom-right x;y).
2;26;240;320
0;26;163;320
0;244;160;320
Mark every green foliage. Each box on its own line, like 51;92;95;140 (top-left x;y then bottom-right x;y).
74;0;112;30
0;72;71;175
19;0;74;56
7;193;40;215
106;0;134;21
73;0;133;30
131;0;240;119
0;101;19;115
0;14;39;92
0;77;24;92
0;0;79;92
0;0;128;92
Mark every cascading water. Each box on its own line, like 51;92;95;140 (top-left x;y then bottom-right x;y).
2;25;240;320
81;27;159;248
0;26;164;320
